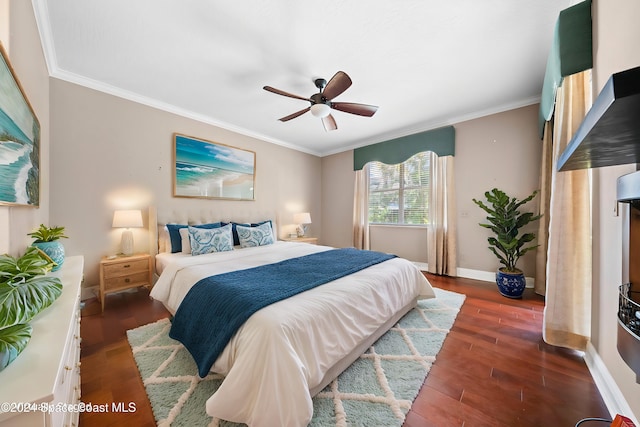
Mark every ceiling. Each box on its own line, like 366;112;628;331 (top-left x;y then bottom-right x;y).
32;0;569;156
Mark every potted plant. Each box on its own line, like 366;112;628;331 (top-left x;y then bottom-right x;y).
0;247;62;371
472;188;542;298
28;224;68;271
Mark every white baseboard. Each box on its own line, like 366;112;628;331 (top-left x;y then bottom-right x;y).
412;261;429;271
456;267;495;283
415;264;535;288
584;341;639;424
81;285;99;301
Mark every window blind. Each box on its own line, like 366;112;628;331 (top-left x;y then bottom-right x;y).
368;152;430;225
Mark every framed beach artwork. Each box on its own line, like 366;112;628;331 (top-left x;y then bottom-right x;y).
0;43;40;207
173;134;256;201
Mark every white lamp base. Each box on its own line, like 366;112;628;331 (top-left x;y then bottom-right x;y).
296;224;307;237
121;229;134;256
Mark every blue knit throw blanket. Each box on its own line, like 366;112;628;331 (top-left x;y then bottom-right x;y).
169;247;396;377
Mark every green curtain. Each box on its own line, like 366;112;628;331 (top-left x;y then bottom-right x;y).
353;126;454;171
539;0;592;136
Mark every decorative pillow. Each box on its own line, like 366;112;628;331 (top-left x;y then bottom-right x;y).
178;228;193;254
166;224;188;253
236;222;275;248
189;224;233;256
166;222;223;253
221;222;248;246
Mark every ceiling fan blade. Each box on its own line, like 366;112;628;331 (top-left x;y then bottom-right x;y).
263;86;310;101
331;102;378;117
279;107;310;122
322;71;352;100
322;114;337;131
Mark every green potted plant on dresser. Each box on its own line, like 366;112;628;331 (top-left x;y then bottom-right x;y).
0;247;62;371
472;188;542;298
28;224;68;271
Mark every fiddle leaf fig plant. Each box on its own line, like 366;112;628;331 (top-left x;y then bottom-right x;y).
0;246;63;371
472;188;542;273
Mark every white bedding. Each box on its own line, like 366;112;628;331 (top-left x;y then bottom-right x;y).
150;241;435;427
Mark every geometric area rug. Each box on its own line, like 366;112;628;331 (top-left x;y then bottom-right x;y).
126;288;465;427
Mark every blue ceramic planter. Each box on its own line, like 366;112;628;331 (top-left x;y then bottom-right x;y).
496;269;526;298
32;241;65;271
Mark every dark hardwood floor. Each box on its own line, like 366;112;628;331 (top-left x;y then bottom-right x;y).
79;274;610;427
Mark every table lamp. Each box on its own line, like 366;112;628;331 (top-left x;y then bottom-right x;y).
112;209;143;255
293;212;312;237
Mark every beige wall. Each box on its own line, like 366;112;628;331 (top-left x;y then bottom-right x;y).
321;150;354;248
321;104;542;276
49;79;322;287
1;1;50;255
456;104;542;277
591;0;640;419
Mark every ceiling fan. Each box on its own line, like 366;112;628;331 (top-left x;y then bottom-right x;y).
263;71;378;131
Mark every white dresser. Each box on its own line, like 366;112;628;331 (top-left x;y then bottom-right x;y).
0;256;84;427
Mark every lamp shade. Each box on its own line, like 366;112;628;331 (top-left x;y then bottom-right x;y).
112;209;143;228
293;212;312;224
310;103;331;118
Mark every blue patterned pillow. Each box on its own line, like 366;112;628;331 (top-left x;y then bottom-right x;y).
166;222;222;253
189;224;233;255
236;222;275;248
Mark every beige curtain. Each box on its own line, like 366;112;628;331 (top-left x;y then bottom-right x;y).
535;120;553;295
353;164;370;250
543;70;592;351
427;153;457;276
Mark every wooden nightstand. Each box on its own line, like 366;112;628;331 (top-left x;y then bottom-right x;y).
282;237;318;245
99;253;152;312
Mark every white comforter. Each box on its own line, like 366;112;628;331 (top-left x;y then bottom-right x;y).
150;242;434;427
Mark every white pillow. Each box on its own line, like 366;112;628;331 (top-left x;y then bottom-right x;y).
189;224;234;256
179;227;192;254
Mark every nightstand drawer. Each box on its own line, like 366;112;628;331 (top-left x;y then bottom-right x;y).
103;271;150;291
103;259;149;278
99;253;151;312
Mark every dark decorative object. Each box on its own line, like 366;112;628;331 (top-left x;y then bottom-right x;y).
617;172;640;382
618;283;640;383
473;188;542;298
496;270;528;299
558;65;640;171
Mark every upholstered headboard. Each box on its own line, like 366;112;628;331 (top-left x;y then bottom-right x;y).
149;206;281;256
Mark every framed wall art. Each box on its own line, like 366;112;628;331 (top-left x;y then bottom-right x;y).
0;43;40;207
173;134;256;201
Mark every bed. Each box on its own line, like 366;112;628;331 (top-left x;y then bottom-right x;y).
149;216;435;427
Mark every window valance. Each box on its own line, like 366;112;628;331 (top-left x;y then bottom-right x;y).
353;126;455;171
539;0;592;136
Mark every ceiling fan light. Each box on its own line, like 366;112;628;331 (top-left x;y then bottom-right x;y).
310;103;331;118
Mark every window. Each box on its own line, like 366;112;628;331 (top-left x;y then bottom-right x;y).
368;152;430;225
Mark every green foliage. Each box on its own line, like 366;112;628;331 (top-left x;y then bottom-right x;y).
27;224;68;242
472;188;542;273
0;324;32;371
0;247;63;371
